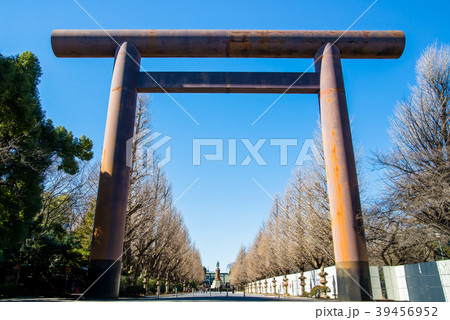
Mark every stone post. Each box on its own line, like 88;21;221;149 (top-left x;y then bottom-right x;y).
142;271;147;294
299;271;306;296
318;266;330;299
165;278;170;294
272;278;277;296
156;279;161;298
283;275;289;296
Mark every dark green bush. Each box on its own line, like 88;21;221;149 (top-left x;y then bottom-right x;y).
0;283;25;297
147;279;157;294
119;275;146;296
126;285;146;296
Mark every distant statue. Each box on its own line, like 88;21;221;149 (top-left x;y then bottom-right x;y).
211;261;223;288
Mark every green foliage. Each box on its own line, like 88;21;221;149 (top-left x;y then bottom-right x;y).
0;51;93;264
147;279;157;294
188;279;197;290
18;219;86;288
119;276;147;296
72;201;95;261
119;275;128;295
125;285;146;296
118;276;186;296
0;283;25;297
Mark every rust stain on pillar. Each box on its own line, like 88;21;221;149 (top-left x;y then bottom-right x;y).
86;42;141;299
315;43;371;301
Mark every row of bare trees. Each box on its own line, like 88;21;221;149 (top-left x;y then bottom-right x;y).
230;43;449;287
34;94;204;291
122;95;204;287
230;132;334;287
367;42;449;266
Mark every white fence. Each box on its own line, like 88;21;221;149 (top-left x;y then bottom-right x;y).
247;265;382;299
247;260;450;301
383;260;450;302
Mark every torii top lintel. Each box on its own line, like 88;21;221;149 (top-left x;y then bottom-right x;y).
51;29;405;59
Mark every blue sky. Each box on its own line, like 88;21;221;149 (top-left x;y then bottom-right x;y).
1;0;449;272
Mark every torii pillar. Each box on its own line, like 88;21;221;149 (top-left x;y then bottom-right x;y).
86;42;141;299
315;43;372;301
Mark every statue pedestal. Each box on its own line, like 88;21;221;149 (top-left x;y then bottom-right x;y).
211;279;223;289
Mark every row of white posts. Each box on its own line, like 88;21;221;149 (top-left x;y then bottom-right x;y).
245;265;383;299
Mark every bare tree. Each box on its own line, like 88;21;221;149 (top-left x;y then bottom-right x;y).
230;246;248;287
37;159;97;235
375;43;450;236
230;130;335;283
123;94;204;287
365;197;448;265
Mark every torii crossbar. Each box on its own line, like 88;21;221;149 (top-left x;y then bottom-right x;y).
51;30;405;300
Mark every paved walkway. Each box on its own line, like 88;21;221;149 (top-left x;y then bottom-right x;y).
133;291;313;302
1;291;315;302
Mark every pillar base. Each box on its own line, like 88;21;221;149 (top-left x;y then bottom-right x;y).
85;259;122;299
336;261;372;301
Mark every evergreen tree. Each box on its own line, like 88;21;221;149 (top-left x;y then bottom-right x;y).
0;51;93;275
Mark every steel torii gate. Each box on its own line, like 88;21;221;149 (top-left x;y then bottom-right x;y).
51;29;405;300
